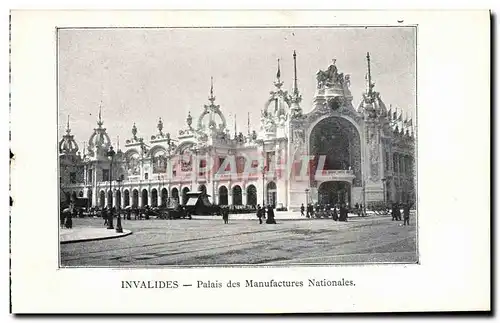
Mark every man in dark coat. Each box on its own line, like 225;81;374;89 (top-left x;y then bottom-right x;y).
222;207;229;224
332;207;338;221
395;204;402;221
300;204;305;216
266;205;276;224
403;203;411;225
257;204;263;224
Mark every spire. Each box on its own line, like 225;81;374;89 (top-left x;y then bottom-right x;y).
366;52;373;95
273;58;284;89
247;112;250;136
293;50;298;94
117;135;120;151
277;58;281;79
209;76;216;103
83;141;86;156
65;115;71;134
97;104;104;128
234;114;237;138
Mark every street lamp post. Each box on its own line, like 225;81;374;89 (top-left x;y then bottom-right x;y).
362;179;367;217
107;146;115;229
115;177;123;233
381;177;387;207
262;165;267;207
305;188;310;217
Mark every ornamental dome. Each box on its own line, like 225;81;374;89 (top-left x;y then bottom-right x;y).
196;77;227;135
59;116;79;155
86;107;111;158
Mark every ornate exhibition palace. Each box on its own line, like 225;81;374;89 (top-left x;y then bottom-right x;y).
59;52;415;210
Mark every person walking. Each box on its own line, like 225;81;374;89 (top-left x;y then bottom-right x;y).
332;206;338;221
395;204;402;221
222;207;229;224
257;204;263;224
403;203;411;225
300;203;305;216
102;207;108;226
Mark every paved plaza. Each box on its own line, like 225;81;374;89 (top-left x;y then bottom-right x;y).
60;213;417;266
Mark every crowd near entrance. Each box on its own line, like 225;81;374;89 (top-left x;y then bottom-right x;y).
318;181;351;206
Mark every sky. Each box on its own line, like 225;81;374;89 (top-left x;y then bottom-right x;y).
58;27;416;150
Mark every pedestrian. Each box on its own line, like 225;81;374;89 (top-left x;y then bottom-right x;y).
222;207;229;224
102;208;108;226
391;203;397;221
257;204;263;224
332;207;338;221
300;203;305;216
266;205;276;224
395;204;402;221
403;203;411;225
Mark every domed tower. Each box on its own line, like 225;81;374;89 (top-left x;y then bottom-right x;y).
59;115;79;156
260;59;290;139
59;115;83;199
86;106;112;160
196;77;228;144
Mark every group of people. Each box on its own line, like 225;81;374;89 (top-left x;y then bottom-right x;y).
300;203;350;222
256;204;276;224
60;203;74;229
391;202;412;225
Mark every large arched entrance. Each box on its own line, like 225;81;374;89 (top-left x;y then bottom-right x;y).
161;188;168;207
151;188;158;207
124;190;130;207
232;185;242;205
267;182;277;207
218;186;228;205
318;181;351;206
246;185;257;206
132;189;139;208
182;187;190;205
309;116;362;186
141;189;148;207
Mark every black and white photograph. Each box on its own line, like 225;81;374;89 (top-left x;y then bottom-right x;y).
58;26;417;267
10;9;490;314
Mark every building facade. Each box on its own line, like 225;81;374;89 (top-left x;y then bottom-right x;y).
59;52;416;211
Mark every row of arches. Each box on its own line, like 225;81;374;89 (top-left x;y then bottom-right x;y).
84;182;278;209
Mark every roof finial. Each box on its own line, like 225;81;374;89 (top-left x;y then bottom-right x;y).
366;52;374;95
117;135;120;151
97;103;103;127
234;114;237;138
66;115;71;134
277;58;281;80
209;76;216;103
247;112;250;136
158;117;163;134
274;58;284;89
293;50;298;93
